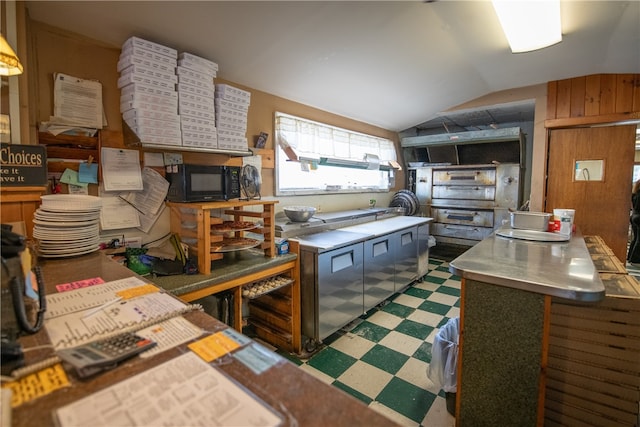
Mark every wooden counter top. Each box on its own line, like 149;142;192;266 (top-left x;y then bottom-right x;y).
10;252;399;427
152;249;301;353
151;249;297;299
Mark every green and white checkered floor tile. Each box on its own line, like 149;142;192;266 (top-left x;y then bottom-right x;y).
286;259;459;427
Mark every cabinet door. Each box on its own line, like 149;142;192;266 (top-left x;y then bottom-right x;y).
363;235;395;311
394;226;418;291
317;243;364;340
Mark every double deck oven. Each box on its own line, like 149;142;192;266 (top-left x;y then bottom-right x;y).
413;163;521;246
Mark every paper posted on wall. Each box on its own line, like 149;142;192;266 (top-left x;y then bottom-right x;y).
101;147;143;192
118;167;169;233
52;73;105;129
99;193;141;230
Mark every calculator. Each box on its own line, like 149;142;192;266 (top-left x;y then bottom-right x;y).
57;332;157;379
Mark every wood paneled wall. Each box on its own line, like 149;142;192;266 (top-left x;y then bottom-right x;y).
22;20;401;200
546;74;640;124
544;73;639;262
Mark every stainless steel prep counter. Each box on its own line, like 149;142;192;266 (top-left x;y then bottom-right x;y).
290;215;432;348
288;229;371;253
449;228;605;301
447;229;605;426
339;215;432;237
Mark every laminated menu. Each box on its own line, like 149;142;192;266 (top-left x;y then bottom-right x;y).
54;352;283;427
44;277;200;350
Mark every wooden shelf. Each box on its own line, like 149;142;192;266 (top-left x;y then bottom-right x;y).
160;200;301;352
0;186;48;239
167;200;277;275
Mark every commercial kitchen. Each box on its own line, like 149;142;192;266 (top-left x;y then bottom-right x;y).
1;2;639;426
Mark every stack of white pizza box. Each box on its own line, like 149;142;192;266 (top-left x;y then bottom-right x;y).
117;36;182;146
177;52;218;149
215;84;250;151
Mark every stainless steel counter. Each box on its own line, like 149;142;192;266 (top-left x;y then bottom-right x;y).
292;215;433;345
290;216;432;252
289;229;371;253
449;228;605;301
340;215;432;237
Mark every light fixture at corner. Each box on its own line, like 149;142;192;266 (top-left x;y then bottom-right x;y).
0;34;24;76
492;0;562;53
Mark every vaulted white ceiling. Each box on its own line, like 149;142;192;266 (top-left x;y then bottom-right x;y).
23;1;640;132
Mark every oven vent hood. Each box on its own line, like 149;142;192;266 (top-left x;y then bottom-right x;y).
401;127;524;167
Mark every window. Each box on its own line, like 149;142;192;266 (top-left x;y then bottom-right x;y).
275;112;397;196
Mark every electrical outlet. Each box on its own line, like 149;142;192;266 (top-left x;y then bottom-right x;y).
163;152;183;165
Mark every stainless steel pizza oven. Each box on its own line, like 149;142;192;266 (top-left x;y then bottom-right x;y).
414;163;521;246
404;127;525;247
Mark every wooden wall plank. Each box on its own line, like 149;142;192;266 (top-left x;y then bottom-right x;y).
100;129;125;148
599;74;617;114
584;74;601;116
555;79;572;118
633;75;640;112
615;74;635;113
548;74;640;122
547;368;640;403
546;81;558;120
570;76;586;118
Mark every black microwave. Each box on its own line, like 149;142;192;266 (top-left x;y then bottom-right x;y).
165;164;241;202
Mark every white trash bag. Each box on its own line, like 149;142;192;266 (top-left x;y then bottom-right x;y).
427;317;459;393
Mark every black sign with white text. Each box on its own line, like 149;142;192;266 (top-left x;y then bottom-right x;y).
0;143;48;186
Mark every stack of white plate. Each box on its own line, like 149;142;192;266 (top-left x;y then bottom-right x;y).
33;195;102;258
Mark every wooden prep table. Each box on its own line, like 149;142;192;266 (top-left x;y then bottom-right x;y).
152;248;301;353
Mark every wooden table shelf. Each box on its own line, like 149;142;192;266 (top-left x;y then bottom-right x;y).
167;200;277;275
154;250;301;354
159;201;300;353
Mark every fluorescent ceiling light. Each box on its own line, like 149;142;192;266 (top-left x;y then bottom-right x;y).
492;0;562;53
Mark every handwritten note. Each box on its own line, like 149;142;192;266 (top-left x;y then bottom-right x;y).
55;277;105;293
60;168;87;188
78;162;98;184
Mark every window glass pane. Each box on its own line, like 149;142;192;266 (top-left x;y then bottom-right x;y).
276;145;390;194
274;112;394;196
